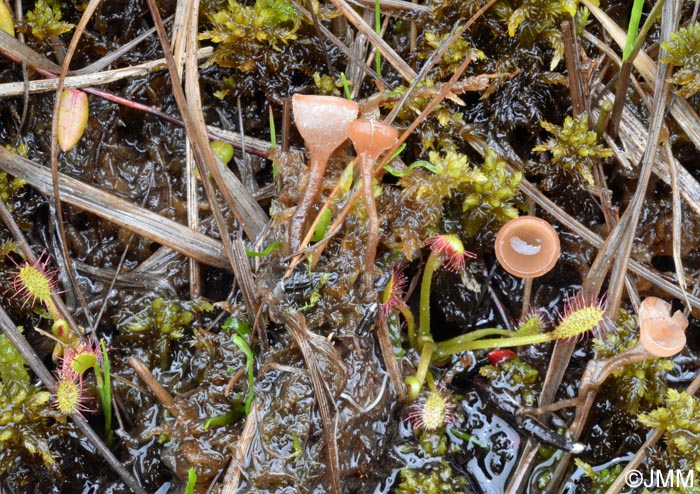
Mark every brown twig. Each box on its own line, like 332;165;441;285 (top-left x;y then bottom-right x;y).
561;20;585;117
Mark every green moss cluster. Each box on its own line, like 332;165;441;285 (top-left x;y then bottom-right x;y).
399;147;525;237
199;0;303;71
574;459;623;494
503;0;593;69
479;356;540;406
312;72;341;96
662;23;700;98
24;0;74;40
460;148;525;236
0;171;26;208
0;334;57;474
395;460;468;494
122;297;214;339
121;297;214;368
533;114;613;186
638;389;700;472
422;31;485;80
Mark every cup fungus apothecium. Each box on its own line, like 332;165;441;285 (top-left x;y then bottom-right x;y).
288;94;359;252
494;216;561;279
638;297;688;358
347;118;398;292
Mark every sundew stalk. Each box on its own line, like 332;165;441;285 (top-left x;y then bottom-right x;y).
432;300;606;362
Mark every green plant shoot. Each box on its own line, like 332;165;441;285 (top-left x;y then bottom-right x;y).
269;105;277;149
311;209;332;242
186;467;197;494
232;335;255;414
245;241;281;257
622;0;644;61
98;339;112;441
340;72;352;100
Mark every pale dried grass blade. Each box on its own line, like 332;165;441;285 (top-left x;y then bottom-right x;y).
327;0;416;82
0;146;229;269
583;0;700;152
0;47;212;97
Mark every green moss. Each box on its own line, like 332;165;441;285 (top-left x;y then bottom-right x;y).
460;148;525;236
24;0;74;40
199;0;303;71
122;297;214;339
422;31;485;80
0;333;30;394
312;72;341;96
505;0;594;69
0;334;58;474
533;114;613;186
662;23;700;98
574;459;623;494
120;297;214;368
479;356;540;406
395;460;469;494
399;148;525;238
0;170;26;210
638;389;700;473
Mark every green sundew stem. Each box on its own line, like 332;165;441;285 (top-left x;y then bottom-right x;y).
411;340;435;396
232;334;255;414
449;427;490;450
453;327;518;343
418;251;442;344
433;307;602;361
623;0;645;61
375;0;382;76
204;409;243;430
383;152;435;178
433;331;555;361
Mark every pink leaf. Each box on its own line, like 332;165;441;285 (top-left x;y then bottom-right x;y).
57;89;89;152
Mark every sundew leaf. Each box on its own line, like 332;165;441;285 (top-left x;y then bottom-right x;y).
70;353;97;374
57;89;89;152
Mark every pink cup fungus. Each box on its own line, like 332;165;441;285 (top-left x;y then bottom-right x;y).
347;118;398;291
638;297;688;358
494;216;560;279
288;94;359;252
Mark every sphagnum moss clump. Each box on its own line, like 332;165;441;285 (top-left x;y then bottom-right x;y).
533;113;613;186
0;333;58;473
638;389;700;472
662;22;700;98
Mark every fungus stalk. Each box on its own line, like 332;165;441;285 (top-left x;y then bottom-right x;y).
288;94;358;252
348;118;398;292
